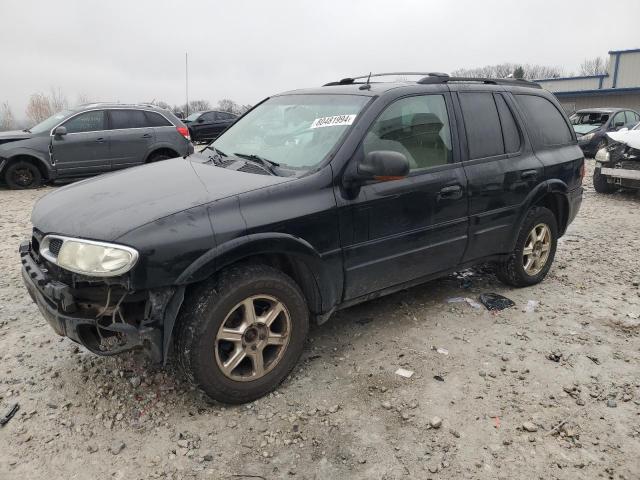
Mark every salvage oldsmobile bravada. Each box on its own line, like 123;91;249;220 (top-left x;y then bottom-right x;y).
20;73;584;403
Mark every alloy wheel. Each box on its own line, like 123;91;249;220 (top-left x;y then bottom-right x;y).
215;295;291;381
522;223;551;276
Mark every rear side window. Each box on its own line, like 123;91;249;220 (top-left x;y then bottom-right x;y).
495;94;521;154
459;92;504;159
515;95;573;148
201;112;217;122
145;111;172;127
62;110;106;133
109;110;149;129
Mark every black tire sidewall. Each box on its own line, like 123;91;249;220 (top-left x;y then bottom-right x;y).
593;167;615;193
5;161;42;189
511;207;558;286
181;267;309;403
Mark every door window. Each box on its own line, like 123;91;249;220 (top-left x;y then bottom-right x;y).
62;110;106;133
459;92;504;159
612;111;626;129
200;112;217;122
515;95;573;147
109;110;149;129
363;94;452;171
495;94;521;154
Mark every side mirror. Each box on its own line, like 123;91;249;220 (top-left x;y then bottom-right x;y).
614;121;625;129
53;126;67;136
352;150;409;183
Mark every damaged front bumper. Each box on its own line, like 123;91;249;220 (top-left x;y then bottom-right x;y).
19;240;184;363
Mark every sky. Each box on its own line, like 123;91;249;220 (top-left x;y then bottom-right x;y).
1;0;639;122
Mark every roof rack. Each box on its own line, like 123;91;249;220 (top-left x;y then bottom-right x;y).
324;72;541;89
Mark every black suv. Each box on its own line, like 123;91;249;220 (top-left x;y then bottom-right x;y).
0;103;193;189
183;110;237;143
20;73;584;404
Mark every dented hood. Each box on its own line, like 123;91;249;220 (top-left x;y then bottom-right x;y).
31;155;291;241
607;130;640;150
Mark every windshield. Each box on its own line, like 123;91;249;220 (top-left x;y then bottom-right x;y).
185;112;202;121
211;94;370;171
569;111;609;131
29;109;73;134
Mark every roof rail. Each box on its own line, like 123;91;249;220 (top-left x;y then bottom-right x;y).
323;72;541;89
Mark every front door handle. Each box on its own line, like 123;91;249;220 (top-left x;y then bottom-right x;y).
142;133;152;138
95;138;105;143
522;170;538;180
438;184;463;200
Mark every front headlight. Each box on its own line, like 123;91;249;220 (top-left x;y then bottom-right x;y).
581;133;595;142
594;148;610;163
40;236;138;277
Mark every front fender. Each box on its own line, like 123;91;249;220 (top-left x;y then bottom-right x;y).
1;146;54;178
176;233;341;313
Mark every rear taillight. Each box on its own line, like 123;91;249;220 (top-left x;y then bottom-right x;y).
176;126;190;140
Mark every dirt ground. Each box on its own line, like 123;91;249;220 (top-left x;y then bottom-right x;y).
1;159;639;480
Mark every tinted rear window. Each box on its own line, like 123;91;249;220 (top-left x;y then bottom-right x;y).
109;109;149;129
145;111;172;127
459;92;504;159
515;95;573;148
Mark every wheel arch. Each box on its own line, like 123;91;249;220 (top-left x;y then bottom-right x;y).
177;233;341;317
144;146;180;163
507;180;570;251
2;151;52;180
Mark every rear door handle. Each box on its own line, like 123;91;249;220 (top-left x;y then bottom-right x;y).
438;184;463;200
522;170;538;180
95;138;105;143
142;133;152;138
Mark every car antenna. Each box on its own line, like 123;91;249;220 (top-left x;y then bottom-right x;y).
359;72;372;90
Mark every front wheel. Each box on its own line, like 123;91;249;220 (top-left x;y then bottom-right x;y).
593;167;616;194
4;160;42;189
175;264;309;404
496;206;558;287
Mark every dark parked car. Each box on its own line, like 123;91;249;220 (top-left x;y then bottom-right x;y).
0;103;193;189
570;107;640;157
183;110;237;142
20;73;583;404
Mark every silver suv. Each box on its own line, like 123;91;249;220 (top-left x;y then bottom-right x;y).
0;103;194;189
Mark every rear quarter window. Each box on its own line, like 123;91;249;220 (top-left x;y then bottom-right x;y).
109;109;149;129
515;95;573;148
145;111;172;127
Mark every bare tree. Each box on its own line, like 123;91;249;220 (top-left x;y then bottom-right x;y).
187;99;211;113
0;101;15;131
452;62;563;80
579;57;607;76
150;100;171;110
217;99;239;114
49;87;68;113
26;93;53;124
76;93;91;105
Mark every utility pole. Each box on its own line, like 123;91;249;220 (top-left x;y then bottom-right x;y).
185;52;189;117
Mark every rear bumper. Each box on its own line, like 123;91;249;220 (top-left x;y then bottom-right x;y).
19;240;180;362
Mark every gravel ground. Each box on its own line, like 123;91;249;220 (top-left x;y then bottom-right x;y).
1;160;639;480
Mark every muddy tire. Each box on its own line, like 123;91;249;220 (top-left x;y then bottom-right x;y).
593;167;616;194
175;264;309;404
496;206;558;287
4;160;42;189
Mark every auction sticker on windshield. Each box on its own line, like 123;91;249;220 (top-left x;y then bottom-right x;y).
310;114;357;129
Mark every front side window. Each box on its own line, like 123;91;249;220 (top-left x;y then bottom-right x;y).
62;110;106;133
612;111;626;129
212;94;371;171
363;94;452;170
201;112;217;122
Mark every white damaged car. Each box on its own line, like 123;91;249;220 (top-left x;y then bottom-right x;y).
593;124;640;193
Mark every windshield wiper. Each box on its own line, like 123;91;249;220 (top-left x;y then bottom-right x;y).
233;152;280;175
203;145;227;165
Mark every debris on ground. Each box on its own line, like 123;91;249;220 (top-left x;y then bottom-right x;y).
446;297;482;309
395;368;414;379
524;299;539;313
522;421;538;433
0;403;19;427
479;293;515;311
547;351;563;362
431;346;449;355
433;375;445;382
429;416;443;429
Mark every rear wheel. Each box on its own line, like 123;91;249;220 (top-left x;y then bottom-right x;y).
4;160;42;189
146;151;174;163
175;264;309;404
496;206;558;287
593;167;616;194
